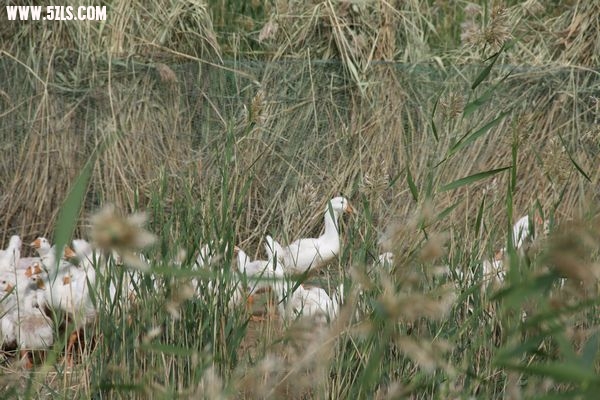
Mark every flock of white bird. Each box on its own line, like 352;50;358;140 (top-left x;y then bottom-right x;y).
0;195;542;367
0;197;355;367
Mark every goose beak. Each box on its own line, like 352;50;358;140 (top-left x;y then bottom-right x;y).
34;263;43;275
494;250;504;261
63;246;77;260
30;238;41;249
25;265;34;278
5;283;13;293
36;278;45;290
345;203;354;214
535;215;543;226
233;246;241;254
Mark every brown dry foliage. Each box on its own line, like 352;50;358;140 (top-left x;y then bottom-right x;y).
0;0;598;255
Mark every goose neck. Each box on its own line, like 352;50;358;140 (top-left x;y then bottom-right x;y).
322;209;341;238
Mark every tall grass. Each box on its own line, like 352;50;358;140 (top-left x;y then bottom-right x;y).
1;0;600;398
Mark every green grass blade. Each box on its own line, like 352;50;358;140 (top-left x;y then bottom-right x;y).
440;166;511;192
471;45;504;90
463;89;494;117
434;198;462;223
138;343;195;357
406;164;418;202
52;153;97;269
500;361;600;386
580;332;600;369
475;195;485;237
510;131;518;192
449;110;511;157
430;96;439;142
558;132;591;182
464;69;514;116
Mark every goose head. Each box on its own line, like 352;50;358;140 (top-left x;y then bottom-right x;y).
0;275;15;295
0;236;21;271
30;237;52;256
63;246;77;261
28;273;46;290
8;235;22;250
71;239;94;264
512;213;546;249
326;197;353;215
24;262;44;278
195;244;212;268
233;246;250;271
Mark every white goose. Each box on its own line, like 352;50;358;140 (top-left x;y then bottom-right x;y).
0;235;22;273
28;239;96;355
235;246;274;296
71;238;139;307
16;285;54;368
266;196;353;274
30;237;52;258
192;244;212;293
0;273;18;350
194;243;243;310
269;261;339;324
482;214;545;287
511;214;545;250
30;237;76;279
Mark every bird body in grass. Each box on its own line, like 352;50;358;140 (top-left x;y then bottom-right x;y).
235;246;275;296
268;260;340;324
0;269;53;367
266;197;353;274
0;235;22;273
30;237;76;280
0;273;18;350
28;239;98;360
16;287;54;367
194;243;243;310
480;214;546;288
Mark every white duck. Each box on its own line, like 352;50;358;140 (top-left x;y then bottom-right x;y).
266;196;353;274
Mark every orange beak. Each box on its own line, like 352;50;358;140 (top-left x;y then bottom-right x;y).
36;278;45;290
33;263;43;275
63;275;71;285
63;246;77;260
494;250;504;261
535;215;543;226
345;203;354;214
30;238;41;249
25;263;43;278
5;283;13;293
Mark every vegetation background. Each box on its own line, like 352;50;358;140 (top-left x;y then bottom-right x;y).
1;0;600;398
